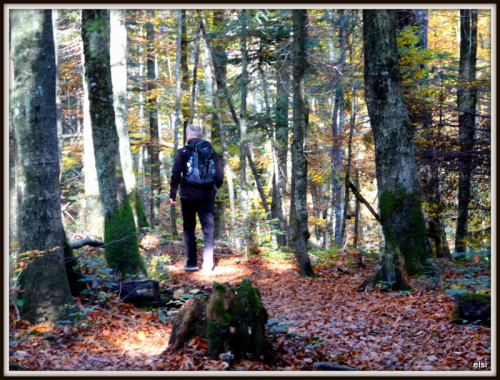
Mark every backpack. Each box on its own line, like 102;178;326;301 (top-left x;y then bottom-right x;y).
184;140;217;187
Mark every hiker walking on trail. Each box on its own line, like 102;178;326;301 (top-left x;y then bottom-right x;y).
169;124;224;273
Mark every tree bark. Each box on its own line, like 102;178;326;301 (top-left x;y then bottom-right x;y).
239;9;251;255
209;9;227;240
331;10;347;247
82;46;105;238
340;88;357;244
181;9;190;140
82;9;146;277
272;52;290;247
455;10;478;253
363;9;429;289
291;10;314;277
188;13;201;126
168;280;271;361
171;10;184;237
11;9;74;324
146;10;161;228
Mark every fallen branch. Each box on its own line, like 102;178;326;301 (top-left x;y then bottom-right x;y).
348;181;381;222
69;236;104;249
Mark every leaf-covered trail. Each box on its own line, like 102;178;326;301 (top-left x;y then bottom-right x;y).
9;249;491;372
172;252;491;371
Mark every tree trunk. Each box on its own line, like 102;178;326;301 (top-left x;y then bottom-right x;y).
146;10;161;228
171;10;184;237
82;41;105;238
340;89;357;245
210;9;227;240
239;9;251;255
181;9;190;140
363;9;429;289
291;10;314;277
274;56;290;247
331;10;347;247
168;280;271;361
82;9;146;277
455;10;478;253
11;9;74;324
188;13;201;126
110;9;148;230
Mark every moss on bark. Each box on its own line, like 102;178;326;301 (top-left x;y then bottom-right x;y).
104;201;146;277
379;188;429;277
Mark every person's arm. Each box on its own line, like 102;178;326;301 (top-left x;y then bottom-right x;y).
213;150;224;189
169;149;184;203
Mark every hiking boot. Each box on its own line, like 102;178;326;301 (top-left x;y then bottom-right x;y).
183;263;199;272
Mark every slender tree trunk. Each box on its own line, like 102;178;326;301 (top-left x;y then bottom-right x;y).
455;10;478;253
188;14;201;126
210;9;226;240
332;10;347;247
363;9;429;289
340;89;357;245
239;9;250;255
260;52;286;245
82;9;146;277
110;9;148;229
171;10;184;236
82;66;104;237
181;9;190;141
353;164;361;248
275;59;290;247
291;10;314;277
11;9;74;324
146;10;161;228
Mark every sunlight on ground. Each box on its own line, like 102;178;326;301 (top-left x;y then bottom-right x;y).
167;255;297;284
111;328;170;356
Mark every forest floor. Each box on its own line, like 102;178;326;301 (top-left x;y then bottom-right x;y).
9;234;492;373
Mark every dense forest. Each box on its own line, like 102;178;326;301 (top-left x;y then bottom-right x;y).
8;7;492;372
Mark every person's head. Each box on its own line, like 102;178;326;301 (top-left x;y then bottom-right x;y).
186;124;203;140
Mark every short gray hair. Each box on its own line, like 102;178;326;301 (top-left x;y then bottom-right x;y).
186;124;203;138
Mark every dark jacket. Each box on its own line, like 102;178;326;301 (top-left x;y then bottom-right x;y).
169;138;224;201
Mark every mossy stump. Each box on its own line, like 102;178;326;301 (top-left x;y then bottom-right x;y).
168;279;272;361
453;292;491;326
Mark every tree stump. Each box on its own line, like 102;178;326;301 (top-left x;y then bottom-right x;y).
453;292;491;326
168;279;272;361
116;280;160;307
